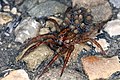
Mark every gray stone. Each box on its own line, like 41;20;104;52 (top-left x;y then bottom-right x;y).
91;2;112;22
10;7;17;14
15;0;24;5
19;1;67;17
36;67;86;80
28;1;67;17
109;0;120;8
14;17;40;43
18;0;47;12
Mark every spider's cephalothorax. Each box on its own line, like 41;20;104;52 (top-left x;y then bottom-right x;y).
17;5;106;77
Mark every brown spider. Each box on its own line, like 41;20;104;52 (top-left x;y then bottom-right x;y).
17;5;106;77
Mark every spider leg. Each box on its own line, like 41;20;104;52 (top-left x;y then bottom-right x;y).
38;45;68;78
22;35;56;50
76;38;105;55
60;45;74;77
37;53;59;78
46;46;68;68
19;41;42;61
58;28;70;37
18;39;56;61
88;38;105;55
45;17;61;32
65;6;72;14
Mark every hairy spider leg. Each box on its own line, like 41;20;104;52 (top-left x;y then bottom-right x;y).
60;45;74;76
65;6;72;14
45;17;61;32
58;28;71;37
19;39;57;61
38;45;68;78
76;38;105;55
88;38;106;55
19;41;42;61
22;35;56;50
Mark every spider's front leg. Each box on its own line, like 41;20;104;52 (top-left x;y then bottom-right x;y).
21;34;56;50
18;39;56;60
16;35;57;61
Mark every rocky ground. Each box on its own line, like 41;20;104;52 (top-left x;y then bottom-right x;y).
0;0;120;80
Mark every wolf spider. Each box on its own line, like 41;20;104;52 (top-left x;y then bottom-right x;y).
17;5;106;77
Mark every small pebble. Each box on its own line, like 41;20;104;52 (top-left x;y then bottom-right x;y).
3;5;10;12
104;19;120;37
11;7;17;14
0;42;2;45
1;69;30;80
0;12;13;25
39;28;50;35
7;43;12;48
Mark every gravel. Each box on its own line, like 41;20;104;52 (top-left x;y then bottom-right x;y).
0;0;120;80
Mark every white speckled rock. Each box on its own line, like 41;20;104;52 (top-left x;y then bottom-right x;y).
1;69;30;80
14;17;40;43
104;19;120;37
